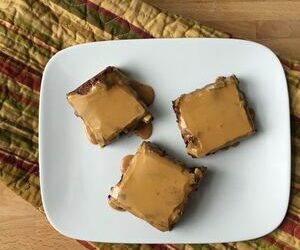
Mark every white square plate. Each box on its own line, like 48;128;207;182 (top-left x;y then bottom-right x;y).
40;38;290;243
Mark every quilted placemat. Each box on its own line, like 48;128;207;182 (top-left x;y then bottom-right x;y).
0;0;299;249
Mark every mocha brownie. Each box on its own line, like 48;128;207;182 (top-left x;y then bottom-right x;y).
67;66;152;147
108;141;206;231
173;75;255;158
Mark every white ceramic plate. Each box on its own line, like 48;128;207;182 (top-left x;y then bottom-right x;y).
40;38;290;243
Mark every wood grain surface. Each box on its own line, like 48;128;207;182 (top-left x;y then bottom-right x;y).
0;182;85;250
0;1;299;250
146;0;300;58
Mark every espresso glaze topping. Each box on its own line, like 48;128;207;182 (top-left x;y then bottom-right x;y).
83;122;98;145
108;196;125;211
109;142;206;231
134;122;153;140
174;75;255;157
120;155;134;174
67;67;152;147
130;80;155;106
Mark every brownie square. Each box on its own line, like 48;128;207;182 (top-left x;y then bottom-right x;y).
67;66;152;147
173;75;255;158
108;141;206;231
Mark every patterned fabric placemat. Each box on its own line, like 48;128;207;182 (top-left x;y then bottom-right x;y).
0;0;299;249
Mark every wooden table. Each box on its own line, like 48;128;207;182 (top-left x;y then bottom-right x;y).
0;1;299;249
147;0;300;58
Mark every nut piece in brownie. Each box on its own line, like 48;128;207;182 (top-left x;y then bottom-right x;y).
108;141;206;232
173;75;255;158
67;66;152;147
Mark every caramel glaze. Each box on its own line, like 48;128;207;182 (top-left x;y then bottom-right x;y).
82;80;155;142
119;155;134;174
83;122;98;145
130;80;155;140
109;154;134;211
108;196;125;211
129;80;155;106
134;122;153;140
